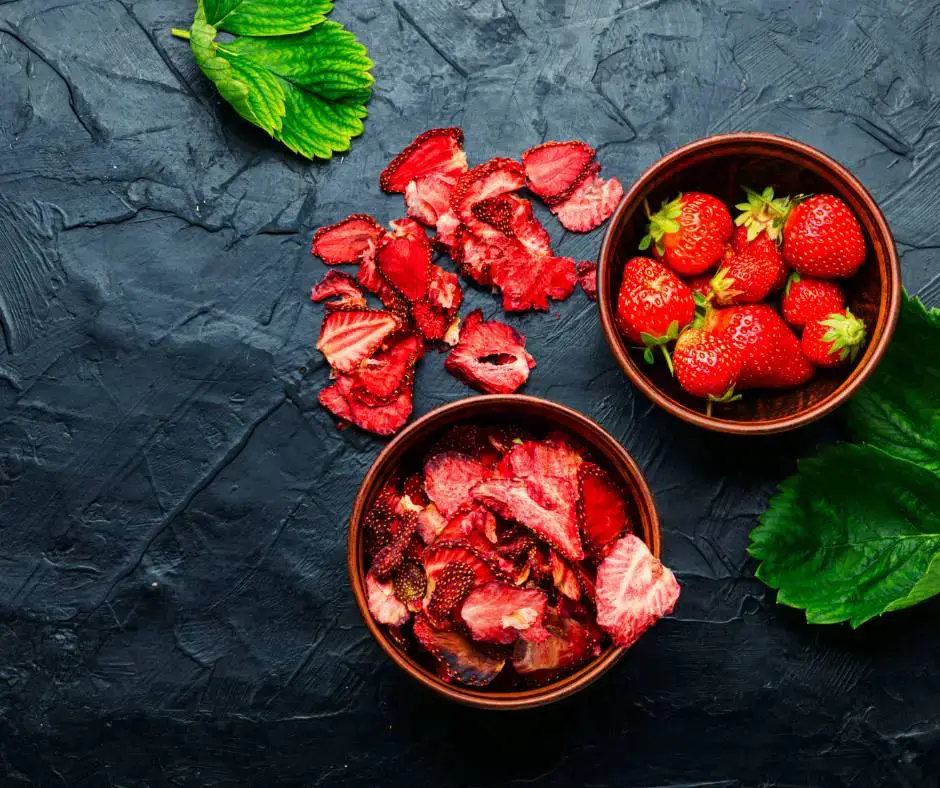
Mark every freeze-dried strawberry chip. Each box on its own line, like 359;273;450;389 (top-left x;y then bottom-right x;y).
411;301;450;342
380;128;468;194
310;270;367;311
316;309;402;373
551;173;624;233
460;580;548;645
415;503;447;544
412;614;505;686
426;560;476;622
473;194;553;258
522;141;597;204
578;462;630;558
427;266;463;312
498;439;583;489
392;558;427;610
444;309;536;395
423;540;499;589
312;214;386;264
319;375;414;436
453;229;523;287
550;551;581;601
434;208;462;252
353;333;423;400
437;506;498;544
511;612;602;676
577;261;597;300
371;514;418;580
491;252;578;312
452;158;525;222
366;571;411;627
376;234;431;302
357;243;406;313
405;172;460;226
424;451;491;519
595;534;680;648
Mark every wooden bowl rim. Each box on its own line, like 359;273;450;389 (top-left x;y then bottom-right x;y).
597;132;902;435
347;394;661;710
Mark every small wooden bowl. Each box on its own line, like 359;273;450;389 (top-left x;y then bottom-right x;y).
347;394;661;710
597;133;902;435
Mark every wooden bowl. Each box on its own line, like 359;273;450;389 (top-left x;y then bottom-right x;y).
597;133;902;435
347;394;661;710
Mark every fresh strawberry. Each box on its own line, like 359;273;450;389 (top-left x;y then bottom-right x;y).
709;246;780;306
577;462;630;558
380;128;468;193
800;308;866;367
640;192;732;276
615;256;695;373
310;270;367;311
424;451;491;519
687;274;713;300
705;304;815;389
730;225;788;293
460;580;549;644
576;261;597;300
782;194;866;278
316;309;402;373
444;309;536;394
451;158;525;222
311;214;385;264
319;375;414;436
521;140;596;204
412;614;505;686
405;171;460;226
672;326;743;414
781;272;846;330
551;172;624;233
733;185;791;243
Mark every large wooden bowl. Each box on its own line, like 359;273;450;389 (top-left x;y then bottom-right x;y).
347;395;661;710
597;133;901;435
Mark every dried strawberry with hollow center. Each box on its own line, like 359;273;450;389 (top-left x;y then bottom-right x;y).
460;580;548;645
444;309;536;395
316;309;402;374
380;128;468;194
424;451;491;520
310;270;367;311
522;140;597;204
577;462;630;558
312;214;385;264
412;614;505;686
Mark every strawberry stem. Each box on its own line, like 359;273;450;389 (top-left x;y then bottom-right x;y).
661;345;674;376
171;28;191;40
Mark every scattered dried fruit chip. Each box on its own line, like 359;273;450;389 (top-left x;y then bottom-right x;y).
424;452;491;519
376;234;431;302
317;309;402;374
312;214;386;264
311;270;368;311
576;261;597;300
578;463;630;558
380;128;468;194
595;534;680;648
319;375;414;436
411;300;451;342
353;333;423;400
366;571;411;627
473;194;553;257
460;580;548;644
522;141;597;204
412;614;506;686
452;158;526;222
444;309;536;394
491;252;578;312
551;173;624;233
406;172;460;226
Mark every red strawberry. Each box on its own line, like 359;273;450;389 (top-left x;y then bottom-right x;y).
733;185;791;243
800;308;866;367
551;172;624;233
376;233;431;302
615;257;695;373
460;581;549;644
380;128;468;193
687;274;713;300
672;327;743;414
473;194;552;257
705;304;814;389
577;463;630;558
426;560;476;622
444;309;536;395
709;246;780;306
405;171;460;226
641;192;732;276
316;309;402;373
730;225;788;292
311;214;385;264
371;514;418;580
451;158;525;222
424;451;491;520
782;194;866;278
595;534;680;648
781;272;846;330
521;140;596;204
391;558;427;610
310;270;367;311
491;252;578;312
319;375;414;436
576;261;597;300
422;541;499;593
511;610;602;676
352;332;423;400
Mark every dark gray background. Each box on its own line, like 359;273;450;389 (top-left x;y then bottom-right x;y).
1;0;938;785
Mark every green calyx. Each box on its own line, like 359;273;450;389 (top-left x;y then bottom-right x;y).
784;271;801;298
734;185;791;242
705;386;741;417
820;308;867;361
709;266;743;305
639;320;680;376
639;195;683;257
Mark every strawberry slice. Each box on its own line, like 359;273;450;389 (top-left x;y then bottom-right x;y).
411;301;450;342
353;332;423;400
316;309;402;373
357;241;406;313
550;551;581;601
392;558;427;611
427;266;463;312
444;309;536;395
460;580;548;644
511;611;602;675
371;514;418;580
576;261;597;300
451;158;526;222
312;214;386;264
406;171;460;226
472;194;553;257
319;375;414;436
491;252;578;312
522;141;597;204
498;439;583;488
376;234;431;302
412;614;505;686
380;128;468;194
423;540;499;588
310;270;368;311
437;506;499;544
424;451;491;519
453;228;524;287
366;571;411;626
415;503;448;544
434;208;462;252
426;560;477;622
577;463;630;558
595;534;680;648
551;173;624;233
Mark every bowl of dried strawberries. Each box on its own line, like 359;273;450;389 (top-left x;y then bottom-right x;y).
597;133;902;434
348;394;679;709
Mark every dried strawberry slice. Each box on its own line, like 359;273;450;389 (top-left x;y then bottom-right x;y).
511;611;602;675
578;462;630;558
426;560;476;621
522;141;597;204
550;551;581;601
402;473;428;506
427;266;463;312
595;534;680;648
415;503;447;544
424;451;491;519
423;540;499;589
453;228;525;287
576;260;597;300
380;128;467;194
319;375;414;436
412;614;505;686
473;194;553;257
371;514;418;580
497;439;583;488
451;158;526;222
491;252;578;312
434;208;462;252
444;309;536;395
376;234;431;302
310;270;368;311
311;214;386;264
437;506;498;544
357;241;406;313
551;173;624;233
316;309;402;373
410;301;448;342
392;558;427;611
350;332;423;400
366;571;411;627
460;581;548;644
406;171;460;226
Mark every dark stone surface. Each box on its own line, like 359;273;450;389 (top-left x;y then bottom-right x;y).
1;0;938;784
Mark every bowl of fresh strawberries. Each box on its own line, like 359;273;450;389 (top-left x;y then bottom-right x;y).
597;133;902;434
348;395;680;709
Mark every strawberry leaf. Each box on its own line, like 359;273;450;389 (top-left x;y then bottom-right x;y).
202;0;333;35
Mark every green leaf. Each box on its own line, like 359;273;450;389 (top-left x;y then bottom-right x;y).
748;443;940;627
203;0;333;36
843;292;940;476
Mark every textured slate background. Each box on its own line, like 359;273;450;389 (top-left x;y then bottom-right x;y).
1;0;939;785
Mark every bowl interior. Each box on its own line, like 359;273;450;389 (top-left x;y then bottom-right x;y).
348;396;660;709
600;136;898;430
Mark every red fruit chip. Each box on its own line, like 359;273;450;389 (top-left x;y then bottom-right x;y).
444;309;536;395
422;541;499;602
371;514;418;580
310;270;368;311
437;506;499;544
406;172;461;226
576;261;597;300
319;375;414;436
411;301;451;342
451;158;526;222
498;439;583;489
550;551;581;601
577;463;630;558
595;534;680;648
357;242;405;313
453;228;523;287
415;503;448;544
366;571;411;627
551;173;624;233
426;560;477;622
460;580;548;645
376;234;431;302
473;194;553;257
424;451;491;519
312;214;386;264
491;252;578;312
316;309;402;373
522;141;597;204
380;128;468;194
434;208;462;252
412;614;505;686
511;612;602;675
427;266;463;312
353;332;423;400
